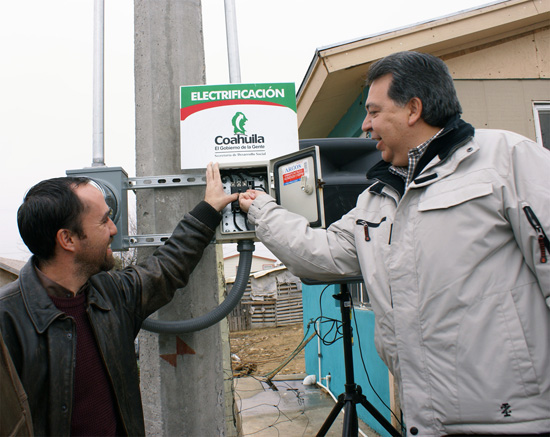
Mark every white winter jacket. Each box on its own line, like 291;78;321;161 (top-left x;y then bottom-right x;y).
248;121;550;436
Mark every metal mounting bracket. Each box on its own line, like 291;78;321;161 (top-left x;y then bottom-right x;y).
128;173;206;190
128;234;171;248
127;173;206;248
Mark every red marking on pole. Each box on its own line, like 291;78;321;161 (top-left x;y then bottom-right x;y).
160;354;178;367
160;337;196;367
177;337;196;356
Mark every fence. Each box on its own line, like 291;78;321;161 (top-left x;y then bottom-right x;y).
228;280;303;331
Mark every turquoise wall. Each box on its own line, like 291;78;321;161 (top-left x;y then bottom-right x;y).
302;283;397;437
328;90;368;138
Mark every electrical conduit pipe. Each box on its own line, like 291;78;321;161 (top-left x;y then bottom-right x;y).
141;239;254;334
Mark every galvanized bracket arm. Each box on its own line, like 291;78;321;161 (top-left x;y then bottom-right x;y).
128;173;206;190
127;173;207;247
128;234;171;248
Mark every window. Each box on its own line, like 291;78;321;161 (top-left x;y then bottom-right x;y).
348;281;371;310
533;102;550;150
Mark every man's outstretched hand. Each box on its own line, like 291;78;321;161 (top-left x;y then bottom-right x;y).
204;162;239;212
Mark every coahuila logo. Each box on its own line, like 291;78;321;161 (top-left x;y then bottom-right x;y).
232;112;248;134
214;112;265;146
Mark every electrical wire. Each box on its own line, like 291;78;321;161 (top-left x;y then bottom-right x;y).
234;376;313;436
233;211;244;231
350;293;405;433
263;323;315;381
309;284;343;346
309;283;404;433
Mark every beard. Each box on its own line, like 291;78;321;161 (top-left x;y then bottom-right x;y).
98;253;116;272
75;239;116;278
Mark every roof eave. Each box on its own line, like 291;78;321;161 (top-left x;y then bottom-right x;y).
296;0;550;139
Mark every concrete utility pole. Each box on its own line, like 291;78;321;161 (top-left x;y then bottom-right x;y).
134;1;237;435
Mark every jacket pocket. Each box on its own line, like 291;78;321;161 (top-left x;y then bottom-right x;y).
418;182;493;211
355;217;387;242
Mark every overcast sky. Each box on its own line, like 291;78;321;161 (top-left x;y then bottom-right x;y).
0;0;494;261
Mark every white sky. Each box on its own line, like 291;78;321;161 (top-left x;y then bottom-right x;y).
0;0;495;261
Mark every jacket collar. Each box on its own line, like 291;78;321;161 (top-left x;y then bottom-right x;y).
366;116;474;195
411;115;474;181
19;257;111;334
367;162;405;197
18;259;64;334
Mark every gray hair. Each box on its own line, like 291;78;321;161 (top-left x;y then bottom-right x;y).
367;51;462;127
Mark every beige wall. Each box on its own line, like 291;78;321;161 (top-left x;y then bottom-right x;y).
447;25;550;141
455;79;550;141
444;27;549;80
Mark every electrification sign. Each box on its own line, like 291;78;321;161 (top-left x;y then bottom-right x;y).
180;82;299;169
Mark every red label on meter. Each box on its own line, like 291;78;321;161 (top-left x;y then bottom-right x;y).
283;168;305;185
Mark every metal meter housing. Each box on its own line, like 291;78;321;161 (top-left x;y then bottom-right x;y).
217;163;270;243
66;166;129;251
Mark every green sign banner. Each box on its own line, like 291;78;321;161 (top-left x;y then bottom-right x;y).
180;83;299;169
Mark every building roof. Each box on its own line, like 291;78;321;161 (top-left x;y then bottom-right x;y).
223;253;277;262
296;0;549;138
222;242;279;262
0;257;26;276
225;265;289;284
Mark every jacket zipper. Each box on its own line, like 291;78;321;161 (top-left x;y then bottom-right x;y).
356;218;387;242
523;206;549;263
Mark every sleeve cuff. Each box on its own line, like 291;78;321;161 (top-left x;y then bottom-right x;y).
188;201;222;231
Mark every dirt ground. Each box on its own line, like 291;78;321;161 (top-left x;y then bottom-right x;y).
229;323;307;377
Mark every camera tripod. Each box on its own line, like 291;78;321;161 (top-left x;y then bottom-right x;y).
316;283;402;437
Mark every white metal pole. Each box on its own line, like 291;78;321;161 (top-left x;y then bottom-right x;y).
92;0;105;166
224;0;241;83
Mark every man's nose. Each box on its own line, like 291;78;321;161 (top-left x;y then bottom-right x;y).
361;115;371;134
109;218;118;236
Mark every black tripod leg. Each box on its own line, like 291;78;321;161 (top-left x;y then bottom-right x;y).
358;397;402;437
342;400;359;437
316;394;345;437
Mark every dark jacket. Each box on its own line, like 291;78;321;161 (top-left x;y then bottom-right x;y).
0;201;221;437
0;330;33;436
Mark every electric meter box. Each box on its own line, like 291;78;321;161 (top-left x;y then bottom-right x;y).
216;137;381;243
66;166;129;251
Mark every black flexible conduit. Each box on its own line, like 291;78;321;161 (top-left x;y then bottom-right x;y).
141;239;255;334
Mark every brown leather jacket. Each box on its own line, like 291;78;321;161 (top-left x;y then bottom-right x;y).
0;202;220;437
1;330;33;436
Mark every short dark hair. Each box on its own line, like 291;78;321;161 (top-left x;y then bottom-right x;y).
17;177;90;261
367;51;462;127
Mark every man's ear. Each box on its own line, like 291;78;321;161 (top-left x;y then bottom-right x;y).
407;97;423;126
56;229;77;253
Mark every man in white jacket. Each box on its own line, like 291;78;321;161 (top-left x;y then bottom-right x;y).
239;51;550;436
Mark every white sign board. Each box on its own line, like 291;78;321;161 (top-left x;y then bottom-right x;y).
180;83;299;169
